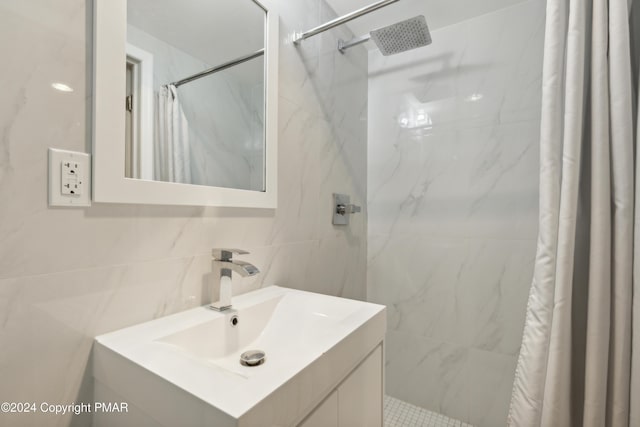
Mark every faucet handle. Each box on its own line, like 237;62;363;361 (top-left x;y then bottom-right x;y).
212;248;249;261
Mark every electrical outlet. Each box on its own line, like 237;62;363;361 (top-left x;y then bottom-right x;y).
48;148;91;207
60;159;84;196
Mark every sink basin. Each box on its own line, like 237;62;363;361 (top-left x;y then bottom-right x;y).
157;294;284;364
156;289;368;377
93;286;386;427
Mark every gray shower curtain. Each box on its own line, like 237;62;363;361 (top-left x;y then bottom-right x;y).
507;0;640;425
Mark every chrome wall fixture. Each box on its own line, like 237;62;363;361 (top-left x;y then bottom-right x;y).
333;193;361;226
293;0;400;44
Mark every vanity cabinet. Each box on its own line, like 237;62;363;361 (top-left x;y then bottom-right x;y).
299;345;383;427
299;391;338;427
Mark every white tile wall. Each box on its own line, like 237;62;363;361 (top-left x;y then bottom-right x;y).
0;1;368;426
367;1;545;426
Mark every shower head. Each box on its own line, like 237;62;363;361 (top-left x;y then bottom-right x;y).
338;15;432;56
372;15;432;55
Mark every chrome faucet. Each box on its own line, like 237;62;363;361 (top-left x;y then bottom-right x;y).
210;249;260;311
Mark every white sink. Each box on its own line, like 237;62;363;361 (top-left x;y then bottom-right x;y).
93;286;386;427
157;293;284;363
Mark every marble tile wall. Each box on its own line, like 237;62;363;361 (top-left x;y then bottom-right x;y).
367;2;545;426
0;1;367;426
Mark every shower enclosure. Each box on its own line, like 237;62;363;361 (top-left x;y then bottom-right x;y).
295;0;546;424
366;1;545;426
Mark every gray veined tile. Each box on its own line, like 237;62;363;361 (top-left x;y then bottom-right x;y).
367;121;539;241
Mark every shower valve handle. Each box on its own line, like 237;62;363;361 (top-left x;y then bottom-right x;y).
333;193;360;225
336;203;361;216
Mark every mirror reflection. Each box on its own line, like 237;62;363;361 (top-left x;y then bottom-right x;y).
125;0;266;191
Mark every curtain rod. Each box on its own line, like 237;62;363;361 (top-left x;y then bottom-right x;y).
171;48;265;88
293;0;400;44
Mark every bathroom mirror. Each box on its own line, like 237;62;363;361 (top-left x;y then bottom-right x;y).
93;0;278;207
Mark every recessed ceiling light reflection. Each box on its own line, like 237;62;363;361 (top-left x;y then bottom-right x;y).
51;82;74;92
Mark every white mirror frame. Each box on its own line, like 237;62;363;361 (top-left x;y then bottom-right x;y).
92;0;278;208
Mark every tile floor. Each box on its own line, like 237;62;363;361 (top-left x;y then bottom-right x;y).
384;396;473;427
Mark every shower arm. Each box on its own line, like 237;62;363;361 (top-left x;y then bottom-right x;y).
293;0;400;44
338;34;371;53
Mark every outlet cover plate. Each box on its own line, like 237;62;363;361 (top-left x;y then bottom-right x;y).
48;148;91;207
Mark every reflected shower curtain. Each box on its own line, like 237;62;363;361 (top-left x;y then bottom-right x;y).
154;84;191;183
508;0;640;425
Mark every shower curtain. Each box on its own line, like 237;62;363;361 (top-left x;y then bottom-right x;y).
508;0;640;425
154;84;192;183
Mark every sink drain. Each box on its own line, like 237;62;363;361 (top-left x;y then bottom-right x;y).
230;315;239;327
240;350;266;366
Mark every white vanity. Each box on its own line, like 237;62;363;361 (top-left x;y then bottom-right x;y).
93;286;386;427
